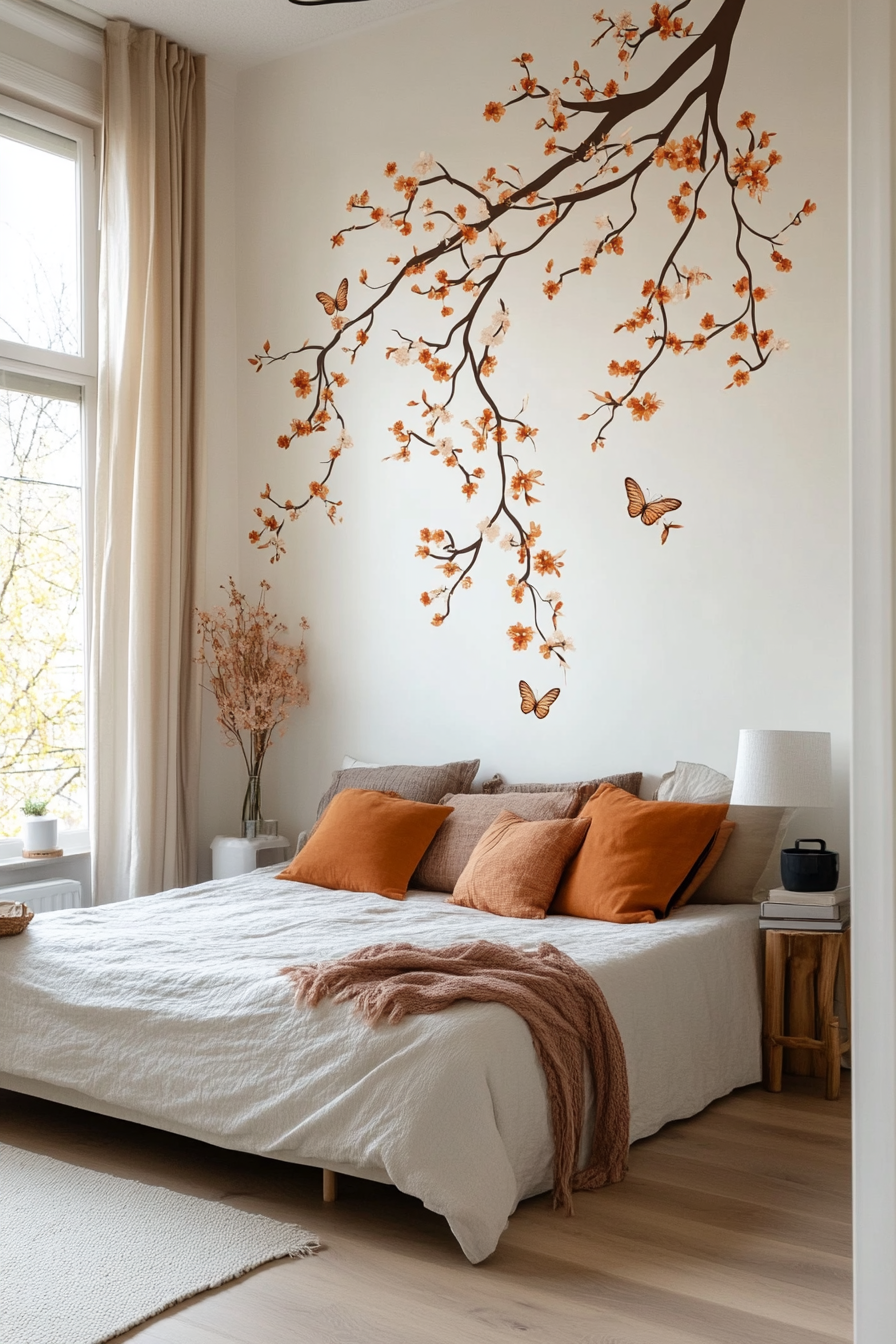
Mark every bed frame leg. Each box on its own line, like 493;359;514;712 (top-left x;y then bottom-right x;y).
322;1168;338;1202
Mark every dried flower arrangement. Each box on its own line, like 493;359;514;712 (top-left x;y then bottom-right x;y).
196;579;309;834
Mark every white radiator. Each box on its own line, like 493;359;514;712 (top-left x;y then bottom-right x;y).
0;877;83;913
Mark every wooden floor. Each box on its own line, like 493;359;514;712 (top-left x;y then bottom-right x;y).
0;1078;852;1344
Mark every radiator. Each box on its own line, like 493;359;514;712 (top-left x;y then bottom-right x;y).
0;877;83;913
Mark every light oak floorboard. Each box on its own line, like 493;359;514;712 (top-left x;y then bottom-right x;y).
0;1077;852;1344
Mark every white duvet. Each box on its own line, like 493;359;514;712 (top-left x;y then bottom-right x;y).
0;874;761;1262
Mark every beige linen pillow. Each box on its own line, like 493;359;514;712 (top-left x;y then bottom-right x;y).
695;804;790;904
652;761;788;902
655;761;733;805
316;759;479;820
481;772;642;798
448;810;592;919
413;788;589;892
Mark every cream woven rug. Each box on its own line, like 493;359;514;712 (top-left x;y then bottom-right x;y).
1;1142;319;1344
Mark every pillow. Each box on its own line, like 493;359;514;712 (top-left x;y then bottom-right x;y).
653;760;787;902
413;788;590;893
551;783;729;924
316;759;479;820
448;810;592;919
694;805;790;904
670;819;736;908
341;754;381;770
482;771;642;799
655;760;733;805
278;789;453;900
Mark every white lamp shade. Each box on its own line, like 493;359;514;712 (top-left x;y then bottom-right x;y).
730;729;832;808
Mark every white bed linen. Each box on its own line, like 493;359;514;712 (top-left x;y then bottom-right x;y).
0;874;761;1262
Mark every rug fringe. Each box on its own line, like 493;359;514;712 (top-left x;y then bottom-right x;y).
286;1234;321;1258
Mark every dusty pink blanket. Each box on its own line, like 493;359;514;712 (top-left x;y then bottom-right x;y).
281;940;629;1213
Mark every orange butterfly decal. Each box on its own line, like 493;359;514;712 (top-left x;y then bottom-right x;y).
519;680;560;720
625;477;682;539
316;277;349;317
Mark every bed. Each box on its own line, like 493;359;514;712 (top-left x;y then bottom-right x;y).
0;870;762;1263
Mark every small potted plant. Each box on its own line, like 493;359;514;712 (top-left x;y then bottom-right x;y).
21;799;60;856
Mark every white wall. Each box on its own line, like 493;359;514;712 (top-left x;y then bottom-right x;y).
213;0;849;868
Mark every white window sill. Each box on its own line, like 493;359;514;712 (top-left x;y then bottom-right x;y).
0;830;90;868
0;845;90;871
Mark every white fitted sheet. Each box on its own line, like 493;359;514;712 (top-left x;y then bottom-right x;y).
0;873;761;1262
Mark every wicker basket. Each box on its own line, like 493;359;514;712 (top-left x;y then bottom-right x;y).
0;902;34;936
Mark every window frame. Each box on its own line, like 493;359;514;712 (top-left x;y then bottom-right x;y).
0;90;98;377
0;91;98;851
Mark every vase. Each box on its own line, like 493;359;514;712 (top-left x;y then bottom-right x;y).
241;773;263;840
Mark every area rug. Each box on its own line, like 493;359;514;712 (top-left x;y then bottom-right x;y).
0;1142;319;1344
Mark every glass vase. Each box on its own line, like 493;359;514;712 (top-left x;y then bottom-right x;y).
241;772;263;839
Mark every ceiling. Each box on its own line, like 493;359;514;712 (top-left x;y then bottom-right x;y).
66;0;458;69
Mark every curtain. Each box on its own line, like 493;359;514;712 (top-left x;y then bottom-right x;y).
91;21;205;901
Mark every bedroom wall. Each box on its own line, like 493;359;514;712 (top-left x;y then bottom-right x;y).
212;0;849;872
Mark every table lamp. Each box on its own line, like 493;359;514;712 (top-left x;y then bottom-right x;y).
730;729;836;891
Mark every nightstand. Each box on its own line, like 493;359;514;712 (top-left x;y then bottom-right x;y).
211;834;291;880
762;927;851;1100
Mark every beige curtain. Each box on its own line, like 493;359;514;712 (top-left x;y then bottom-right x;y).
91;21;205;901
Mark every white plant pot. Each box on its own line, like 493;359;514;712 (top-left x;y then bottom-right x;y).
22;816;58;853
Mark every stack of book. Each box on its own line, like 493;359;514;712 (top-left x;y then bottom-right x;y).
759;886;850;931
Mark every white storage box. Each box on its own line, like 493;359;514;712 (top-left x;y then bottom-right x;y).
0;878;83;913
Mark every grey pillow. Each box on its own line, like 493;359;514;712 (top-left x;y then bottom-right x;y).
316;759;480;820
413;789;589;892
482;772;642;799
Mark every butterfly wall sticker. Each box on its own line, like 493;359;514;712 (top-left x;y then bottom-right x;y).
624;477;683;545
519;680;560;720
316;277;349;317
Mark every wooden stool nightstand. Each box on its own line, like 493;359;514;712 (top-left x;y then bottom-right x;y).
762;928;851;1100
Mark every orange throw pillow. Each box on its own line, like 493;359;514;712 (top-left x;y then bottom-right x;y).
448;810;592;919
671;818;737;909
551;784;729;924
278;789;453;901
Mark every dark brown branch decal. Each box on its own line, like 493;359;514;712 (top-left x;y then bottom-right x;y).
249;0;815;674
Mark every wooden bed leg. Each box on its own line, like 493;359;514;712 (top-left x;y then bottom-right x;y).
322;1168;338;1203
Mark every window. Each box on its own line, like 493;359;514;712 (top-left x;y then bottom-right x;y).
0;95;97;838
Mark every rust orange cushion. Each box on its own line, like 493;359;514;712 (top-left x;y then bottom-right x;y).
277;788;453;901
448;809;592;919
551;783;730;924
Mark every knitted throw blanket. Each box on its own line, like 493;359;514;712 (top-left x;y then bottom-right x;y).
281;940;629;1213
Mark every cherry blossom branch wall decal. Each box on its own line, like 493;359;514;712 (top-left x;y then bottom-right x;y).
249;0;815;675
